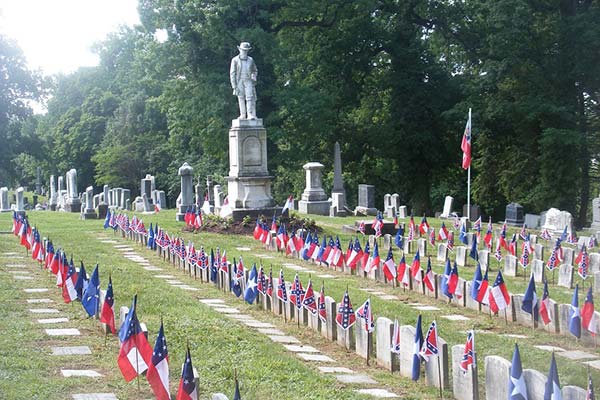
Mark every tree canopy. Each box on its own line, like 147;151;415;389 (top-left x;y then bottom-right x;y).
3;0;599;226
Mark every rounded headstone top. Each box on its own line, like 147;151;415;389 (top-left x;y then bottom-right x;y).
303;162;324;170
178;162;194;176
16;187;24;193
86;186;94;191
68;168;77;175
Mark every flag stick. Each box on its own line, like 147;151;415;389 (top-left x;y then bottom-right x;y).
283;300;287;323
552;269;555;285
366;331;371;366
466;108;472;221
437;353;443;399
504;308;508;325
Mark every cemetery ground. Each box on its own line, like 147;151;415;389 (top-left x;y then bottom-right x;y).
0;211;598;399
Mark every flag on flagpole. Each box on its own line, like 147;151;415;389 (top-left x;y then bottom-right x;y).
318;283;327;323
412;315;423;381
484;218;493;249
489;270;510;314
74;261;88;301
99;276;116;334
336;290;356;330
243;264;259;304
508;343;527;399
587;372;595;400
476;268;490;305
471;263;483;301
176;347;198;400
277;269;288;303
423;257;435;293
391;319;401;354
281;195;294;215
411;250;422;283
582;286;597;336
577;246;590;280
543;353;561;400
419;320;439;362
398;255;410;287
303;279;317;315
438;222;449;241
62;259;79;304
382;248;397;281
289;273;305;311
146;322;170;400
81;264;100;317
355;298;375;333
117;295;153;382
569;284;581;338
540;279;552;325
441;258;454;300
460;330;476;373
522;274;538;321
461;111;472;170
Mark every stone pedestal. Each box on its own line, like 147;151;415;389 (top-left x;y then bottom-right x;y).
82;186;96;219
176;162;194;221
226;119;276;218
355;184;377;215
298;162;331;216
15;187;25;216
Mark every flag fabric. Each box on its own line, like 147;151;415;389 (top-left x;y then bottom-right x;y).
266;269;274;298
519;223;528;240
441;259;454;300
358;221;365;235
569;284;582;338
233;376;241;400
540;279;552;325
365;242;380;274
231;260;243;298
276;224;289;250
540;228;552;241
281;195;294;215
438;222;449;241
395;227;404;249
460;330;476;373
508;343;528;400
410;250;422;283
459;221;468;245
303;279;317;315
473;216;482;239
447;231;455;251
428;228;435;247
408;216;416;241
62;259;79;304
99;276;116;334
419;320;439;362
419;216;430;236
318;283;327;323
289;273;305;310
397;255;410;287
373;212;383;238
499;222;508;250
117;295;153;382
522;274;539;321
81;264;100;317
336;290;356;330
270;214;277;232
582;286;597;336
508;234;517;257
448;262;460;298
423;257;435;293
519;239;531;268
484;218;493;249
412;315;423;381
391;318;401;354
587;372;595;400
355;298;375;333
489;271;510;313
577;246;590;279
382;248;397;281
469;234;479;260
277;269;288;303
476;269;490;305
176;348;198;400
74;261;88;301
494;238;503;261
257;266;266;295
243;264;259;304
543;353;561;400
146;322;170;400
461;111;472;169
347;238;363;269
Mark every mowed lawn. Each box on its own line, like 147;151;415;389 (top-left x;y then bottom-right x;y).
0;210;598;399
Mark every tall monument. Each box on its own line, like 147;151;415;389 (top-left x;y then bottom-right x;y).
227;42;276;220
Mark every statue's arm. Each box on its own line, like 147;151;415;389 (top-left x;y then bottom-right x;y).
229;58;237;89
251;58;258;82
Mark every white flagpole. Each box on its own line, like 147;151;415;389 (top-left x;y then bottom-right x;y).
467;108;472;221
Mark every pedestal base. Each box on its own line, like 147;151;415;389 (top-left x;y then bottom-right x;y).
82;211;97;219
227;176;275;209
65;199;81;213
0;208;11;213
176;205;191;222
97;204;108;219
299;200;332;216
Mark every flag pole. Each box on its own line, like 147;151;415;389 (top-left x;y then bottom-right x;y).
467;108;472;221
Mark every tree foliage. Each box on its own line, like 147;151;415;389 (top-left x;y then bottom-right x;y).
3;0;600;226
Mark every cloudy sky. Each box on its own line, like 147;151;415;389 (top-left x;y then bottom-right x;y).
0;0;140;75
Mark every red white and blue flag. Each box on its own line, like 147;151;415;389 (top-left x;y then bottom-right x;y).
62;259;79;304
146;322;170;400
423;257;435;293
582;287;598;336
461;111;472;170
336;290;356;330
438;222;449;241
382;248;397;281
419;320;439;362
391;319;401;354
318;283;327;323
356;298;375;333
489;271;510;313
117;295;153;382
176;348;197;400
539;279;552;325
303;279;317;315
277;269;288;303
411;250;422;283
483;218;493;249
419;216;430;236
577;246;590;279
460;330;476;373
398;255;410;287
289;273;305;310
99;276;115;334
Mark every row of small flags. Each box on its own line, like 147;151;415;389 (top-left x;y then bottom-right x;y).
107;209;598;394
509;343;595;399
12;212;240;400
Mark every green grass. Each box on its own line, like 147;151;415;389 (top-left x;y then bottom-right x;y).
0;210;597;399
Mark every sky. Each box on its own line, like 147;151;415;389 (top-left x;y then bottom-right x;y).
0;0;140;75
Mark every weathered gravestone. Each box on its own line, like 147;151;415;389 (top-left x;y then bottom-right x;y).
437;244;448;262
15;187;25;216
121;189;131;210
504;255;518;277
399;325;416;379
398;205;407;218
531;259;544;283
424;336;449;389
562;385;588;400
65;169;81;212
49;175;57;211
543;207;573;235
484;356;510;400
298;162;331;216
557;264;574;288
523;368;547;400
525;213;541;229
82;186;96;219
355;184;377;216
505;202;524;225
0;187;9;212
176;162;194;222
452;344;478;400
440;196;453;218
375;317;399;372
463;204;481;221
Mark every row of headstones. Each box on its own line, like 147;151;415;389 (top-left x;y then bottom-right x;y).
141;232;592;400
116;222;598;400
249;228;600;349
48;170;81;212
